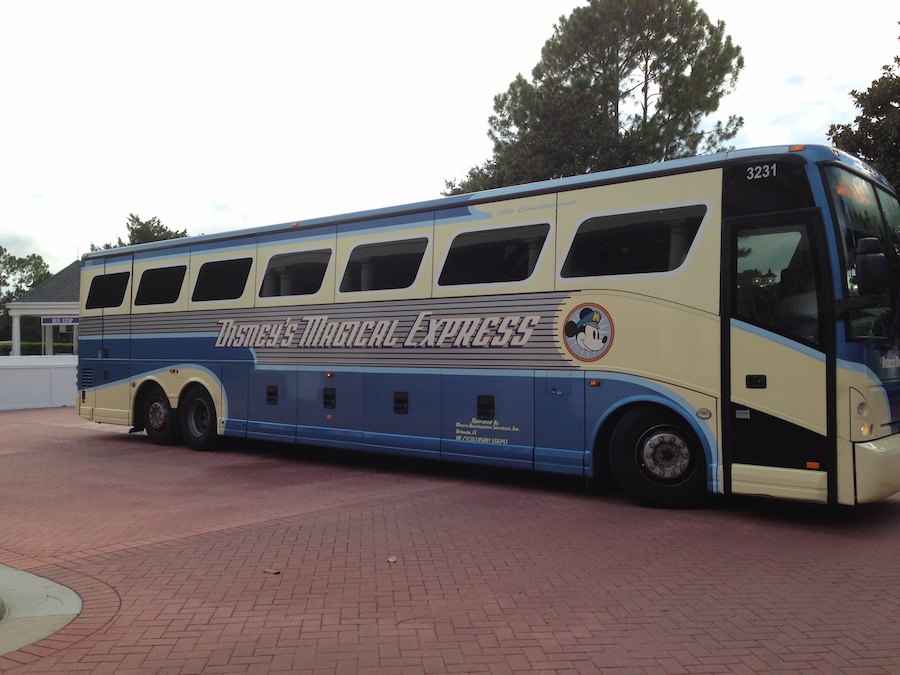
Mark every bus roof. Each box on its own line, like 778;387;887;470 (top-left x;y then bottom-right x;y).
82;144;893;261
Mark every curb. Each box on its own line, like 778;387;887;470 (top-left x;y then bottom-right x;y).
0;565;82;656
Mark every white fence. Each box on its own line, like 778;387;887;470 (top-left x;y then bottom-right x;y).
0;356;77;410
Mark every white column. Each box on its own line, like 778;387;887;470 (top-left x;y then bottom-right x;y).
44;324;53;355
11;314;21;356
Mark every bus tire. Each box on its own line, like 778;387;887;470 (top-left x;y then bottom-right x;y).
179;385;218;452
609;406;707;508
141;383;179;446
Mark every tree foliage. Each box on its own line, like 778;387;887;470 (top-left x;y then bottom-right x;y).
0;246;51;301
445;0;744;194
0;246;52;342
828;28;900;189
90;214;187;251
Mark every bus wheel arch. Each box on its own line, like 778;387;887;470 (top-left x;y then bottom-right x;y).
587;410;623;495
137;381;179;446
179;384;218;452
606;403;708;508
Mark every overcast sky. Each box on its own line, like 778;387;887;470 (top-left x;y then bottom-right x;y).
1;1;897;274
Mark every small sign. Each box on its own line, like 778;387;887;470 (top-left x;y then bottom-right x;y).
41;317;80;325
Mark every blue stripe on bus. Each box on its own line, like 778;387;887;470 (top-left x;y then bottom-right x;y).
134;249;192;263
257;226;336;246
837;357;877;380
585;371;719;492
189;239;257;253
81;340;716;489
86;332;220;342
83;334;251;363
337;211;434;235
730;319;826;362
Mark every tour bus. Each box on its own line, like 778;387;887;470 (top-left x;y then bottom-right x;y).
77;144;900;508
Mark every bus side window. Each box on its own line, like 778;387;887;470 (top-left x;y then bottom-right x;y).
561;205;705;278
259;250;331;297
135;265;186;306
192;258;253;302
438;224;549;286
85;271;131;309
734;225;821;345
340;238;428;292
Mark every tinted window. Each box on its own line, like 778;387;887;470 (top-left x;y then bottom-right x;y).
723;160;815;217
192;258;253;302
561;205;706;278
340;238;427;292
259;250;331;297
826;167;900;340
135;265;186;306
85;272;130;309
733;223;821;344
439;224;549;286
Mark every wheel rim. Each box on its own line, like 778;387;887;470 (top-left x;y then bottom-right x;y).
147;399;168;431
185;399;210;438
637;427;693;482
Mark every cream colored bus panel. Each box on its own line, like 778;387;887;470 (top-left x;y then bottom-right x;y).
188;245;258;311
731;464;828;503
855;434;900;503
334;218;434;303
730;325;826;434
556;169;722;316
131;255;189;314
432;195;556;298
557;292;720;397
80;257;133;318
255;233;338;308
90;380;133;425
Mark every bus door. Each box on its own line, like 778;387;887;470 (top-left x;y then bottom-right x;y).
724;212;834;502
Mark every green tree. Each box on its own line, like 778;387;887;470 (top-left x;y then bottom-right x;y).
0;247;51;299
0;246;52;342
90;214;187;251
445;0;744;194
828;28;900;189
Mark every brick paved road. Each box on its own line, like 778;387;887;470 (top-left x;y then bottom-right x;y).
1;407;899;674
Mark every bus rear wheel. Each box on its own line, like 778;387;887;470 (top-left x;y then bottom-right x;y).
610;406;707;508
141;383;179;446
179;386;218;452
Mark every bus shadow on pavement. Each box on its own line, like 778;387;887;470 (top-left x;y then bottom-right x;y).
171;434;900;524
211;435;596;499
711;491;900;530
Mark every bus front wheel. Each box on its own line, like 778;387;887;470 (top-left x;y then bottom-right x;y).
609;407;707;508
141;383;179;446
179;386;218;452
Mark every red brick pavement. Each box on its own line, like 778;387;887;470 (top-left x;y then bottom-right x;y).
1;407;900;673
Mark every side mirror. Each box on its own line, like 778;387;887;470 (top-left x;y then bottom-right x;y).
856;237;890;296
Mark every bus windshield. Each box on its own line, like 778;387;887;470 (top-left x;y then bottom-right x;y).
826;166;900;340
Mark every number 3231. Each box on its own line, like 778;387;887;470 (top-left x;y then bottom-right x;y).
747;163;777;180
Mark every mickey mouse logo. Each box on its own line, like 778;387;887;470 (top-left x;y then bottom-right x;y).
564;304;613;361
